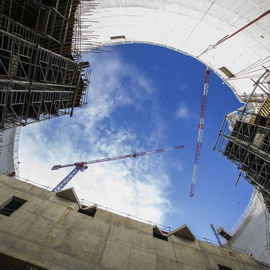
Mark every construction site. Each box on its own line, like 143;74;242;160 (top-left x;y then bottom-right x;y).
0;0;90;131
0;0;270;269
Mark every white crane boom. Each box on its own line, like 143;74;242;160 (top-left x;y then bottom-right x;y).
51;145;184;170
51;144;184;192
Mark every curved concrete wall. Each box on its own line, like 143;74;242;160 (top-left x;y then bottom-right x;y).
0;128;19;176
228;191;270;264
1;1;269;266
81;0;270;103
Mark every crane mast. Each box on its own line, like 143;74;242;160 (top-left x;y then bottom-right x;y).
51;165;87;193
52;145;184;192
190;66;210;197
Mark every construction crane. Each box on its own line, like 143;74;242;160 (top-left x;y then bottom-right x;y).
190;66;210;197
51;145;184;193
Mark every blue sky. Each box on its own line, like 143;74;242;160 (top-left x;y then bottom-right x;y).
19;44;252;241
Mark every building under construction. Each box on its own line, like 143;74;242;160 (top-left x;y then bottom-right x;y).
213;71;270;265
0;0;90;131
214;71;270;208
1;0;270;269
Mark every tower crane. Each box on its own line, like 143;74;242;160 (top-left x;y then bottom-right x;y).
190;66;210;197
51;145;184;192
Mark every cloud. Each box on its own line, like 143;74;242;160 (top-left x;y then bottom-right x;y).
18;49;174;224
176;103;191;120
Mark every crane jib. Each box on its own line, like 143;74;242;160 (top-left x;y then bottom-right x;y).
51;144;184;192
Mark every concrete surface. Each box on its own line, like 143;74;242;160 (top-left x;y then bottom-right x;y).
0;174;264;270
228;191;270;264
1;1;270;268
0;128;19;175
168;225;196;241
81;0;270;103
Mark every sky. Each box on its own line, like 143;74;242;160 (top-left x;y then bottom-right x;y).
18;44;253;241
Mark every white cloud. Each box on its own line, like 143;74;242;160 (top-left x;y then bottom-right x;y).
176;103;191;120
18;50;174;225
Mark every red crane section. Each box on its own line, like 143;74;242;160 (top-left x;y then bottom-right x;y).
190;66;210;197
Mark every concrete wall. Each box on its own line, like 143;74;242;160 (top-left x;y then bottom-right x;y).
0;174;263;270
81;0;270;103
228;191;270;264
0;128;18;175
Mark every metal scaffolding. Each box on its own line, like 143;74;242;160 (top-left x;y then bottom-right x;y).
0;0;92;131
215;113;270;191
214;70;270;204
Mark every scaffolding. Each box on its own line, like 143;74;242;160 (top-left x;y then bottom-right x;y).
0;0;92;131
214;69;270;205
